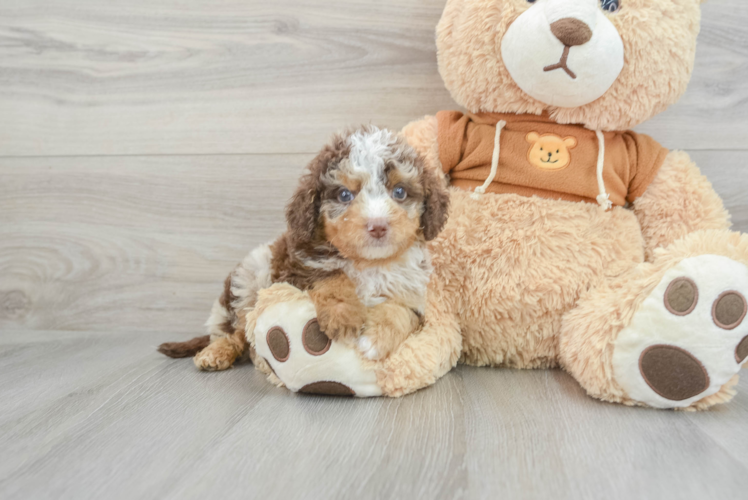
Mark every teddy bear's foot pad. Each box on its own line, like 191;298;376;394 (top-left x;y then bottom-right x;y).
299;381;355;397
613;255;748;409
253;295;382;397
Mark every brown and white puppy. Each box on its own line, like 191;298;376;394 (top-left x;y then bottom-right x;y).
158;125;450;370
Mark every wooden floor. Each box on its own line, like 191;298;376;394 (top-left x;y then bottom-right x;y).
1;1;747;498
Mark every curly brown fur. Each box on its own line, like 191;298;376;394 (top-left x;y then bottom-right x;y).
419;156;450;241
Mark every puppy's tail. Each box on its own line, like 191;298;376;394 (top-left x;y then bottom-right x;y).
158;335;211;358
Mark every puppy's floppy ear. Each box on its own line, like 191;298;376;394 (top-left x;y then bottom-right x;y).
285;169;321;245
285;132;349;244
419;159;450;241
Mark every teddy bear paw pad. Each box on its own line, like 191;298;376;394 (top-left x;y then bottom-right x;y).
612;255;748;408
252;296;382;397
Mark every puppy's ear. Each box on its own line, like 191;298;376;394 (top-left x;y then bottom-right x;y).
286;170;321;244
286;133;349;244
420;160;450;241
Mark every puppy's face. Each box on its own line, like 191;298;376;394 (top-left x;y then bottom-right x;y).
286;126;449;265
321;128;426;262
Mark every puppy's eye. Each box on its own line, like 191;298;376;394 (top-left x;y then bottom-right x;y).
601;0;620;13
337;189;354;203
526;0;536;3
392;185;408;201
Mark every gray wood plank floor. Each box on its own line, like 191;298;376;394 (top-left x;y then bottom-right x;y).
1;1;747;499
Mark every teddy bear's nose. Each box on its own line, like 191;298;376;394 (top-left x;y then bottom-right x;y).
550;18;593;47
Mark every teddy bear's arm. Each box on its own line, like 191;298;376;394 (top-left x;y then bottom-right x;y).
633;150;731;260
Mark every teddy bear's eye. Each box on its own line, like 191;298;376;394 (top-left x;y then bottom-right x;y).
556;150;560;153
601;0;620;13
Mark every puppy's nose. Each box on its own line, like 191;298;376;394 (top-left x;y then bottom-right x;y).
550;18;592;47
367;219;389;239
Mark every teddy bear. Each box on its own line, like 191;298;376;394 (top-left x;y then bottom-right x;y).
246;0;748;410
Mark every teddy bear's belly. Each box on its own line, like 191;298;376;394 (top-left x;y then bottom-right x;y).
430;188;645;369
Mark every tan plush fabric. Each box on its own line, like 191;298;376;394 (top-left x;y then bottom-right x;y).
559;229;748;409
437;111;668;206
391;114;743;410
373;0;748;410
633;150;732;260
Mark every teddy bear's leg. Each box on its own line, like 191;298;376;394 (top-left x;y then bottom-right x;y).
634;151;731;261
559;229;748;410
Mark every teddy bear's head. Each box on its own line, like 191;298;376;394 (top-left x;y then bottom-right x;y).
436;0;704;130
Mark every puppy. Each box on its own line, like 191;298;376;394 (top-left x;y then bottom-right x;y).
158;125;449;370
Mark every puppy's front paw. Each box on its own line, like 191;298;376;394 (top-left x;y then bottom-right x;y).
316;302;365;341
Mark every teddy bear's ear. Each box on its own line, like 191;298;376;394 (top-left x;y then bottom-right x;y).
563;137;578;149
526;132;540;144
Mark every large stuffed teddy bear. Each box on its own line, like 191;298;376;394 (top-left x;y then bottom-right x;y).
240;0;748;410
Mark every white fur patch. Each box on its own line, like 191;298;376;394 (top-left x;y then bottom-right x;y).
613;255;748;409
347;126;419;224
501;0;624;108
205;298;232;339
343;243;432;311
231;243;274;312
204;242;274;339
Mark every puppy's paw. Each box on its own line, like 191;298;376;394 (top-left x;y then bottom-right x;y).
193;340;237;371
316;301;365;341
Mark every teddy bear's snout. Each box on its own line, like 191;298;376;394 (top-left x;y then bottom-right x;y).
550;18;592;47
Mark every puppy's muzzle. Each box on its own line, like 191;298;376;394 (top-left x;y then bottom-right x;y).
367;219;389;240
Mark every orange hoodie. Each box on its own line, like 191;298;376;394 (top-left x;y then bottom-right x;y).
437;111;669;207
